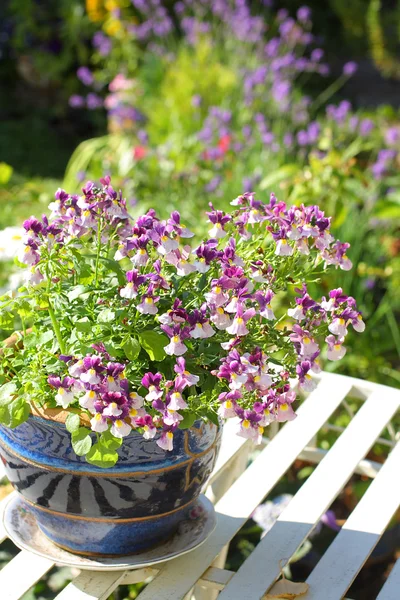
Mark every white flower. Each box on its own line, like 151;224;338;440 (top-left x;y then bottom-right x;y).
218;400;237;419
275;239;293;256
260;305;276;320
176;259;196;276
208;223;226;238
226;317;249;336
328;317;348;337
327;343;346;361
0;227;24;261
55;388;74;409
225;296;239;313
142;424;157;439
299;374;318;392
168;392;188;411
340;256;353;271
288;306;305;321
111;419;132;438
81;369;101;385
103;402;122;417
211;308;232;330
190;322;215;339
90;413;108;432
353;315;365;333
137;297;158;314
129;392;144;408
164;336;187;356
229;372;248;390
79;390;97;411
157;431;174;451
300;337;319;357
18;245;37;266
194;259;210;273
120;282;137;299
131;249;148;266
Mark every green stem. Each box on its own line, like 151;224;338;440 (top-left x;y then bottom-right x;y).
48;297;66;355
312;74;348;112
94;218;102;287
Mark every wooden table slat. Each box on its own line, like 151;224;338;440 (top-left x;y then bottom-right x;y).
135;374;352;600
306;439;400;600
218;388;400;600
0;550;54;600
376;558;400;600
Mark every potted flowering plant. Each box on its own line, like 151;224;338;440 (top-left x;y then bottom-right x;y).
0;178;364;556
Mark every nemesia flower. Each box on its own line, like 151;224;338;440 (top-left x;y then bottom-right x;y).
157;429;175;451
6;177;364;463
326;335;347;361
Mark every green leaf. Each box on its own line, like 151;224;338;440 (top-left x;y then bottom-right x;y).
104;340;125;358
0;382;17;406
67;285;87;302
38;330;54;346
23;332;38;349
65;412;80;434
8;397;30;428
138;330;168;361
97;308;115;324
75;318;92;332
0;162;13;185
259;164;299;190
122;338;141;360
178;412;197;430
204;411;219;427
100;257;126;286
0;311;13;329
85;442;119;468
99;430;123;450
71;427;93;456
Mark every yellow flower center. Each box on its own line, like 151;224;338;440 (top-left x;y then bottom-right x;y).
130;408;137;417
236;317;244;324
166;431;173;439
108;376;114;383
95;413;102;421
59;388;65;395
115;419;123;427
303;337;311;344
145;297;153;304
258;426;264;435
217;307;224;314
139;248;146;255
280;403;288;411
242;419;250;429
196;323;203;329
334;344;341;350
225;400;232;409
173;335;180;343
88;391;96;399
215;286;221;294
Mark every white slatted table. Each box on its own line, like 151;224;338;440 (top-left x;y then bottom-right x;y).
0;372;399;600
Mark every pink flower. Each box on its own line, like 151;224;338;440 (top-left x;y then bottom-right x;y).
226;307;255;337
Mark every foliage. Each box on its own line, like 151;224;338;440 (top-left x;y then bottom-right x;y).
0;178;364;464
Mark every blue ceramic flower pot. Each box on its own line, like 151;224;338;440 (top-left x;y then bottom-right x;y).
0;413;221;556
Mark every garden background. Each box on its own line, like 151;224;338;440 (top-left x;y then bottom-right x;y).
0;1;399;598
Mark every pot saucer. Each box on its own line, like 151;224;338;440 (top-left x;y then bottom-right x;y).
3;494;216;571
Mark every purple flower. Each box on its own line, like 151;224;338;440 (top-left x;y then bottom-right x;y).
343;61;357;76
86;93;103;110
93;32;112;56
69;95;85;108
77;67;94;86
